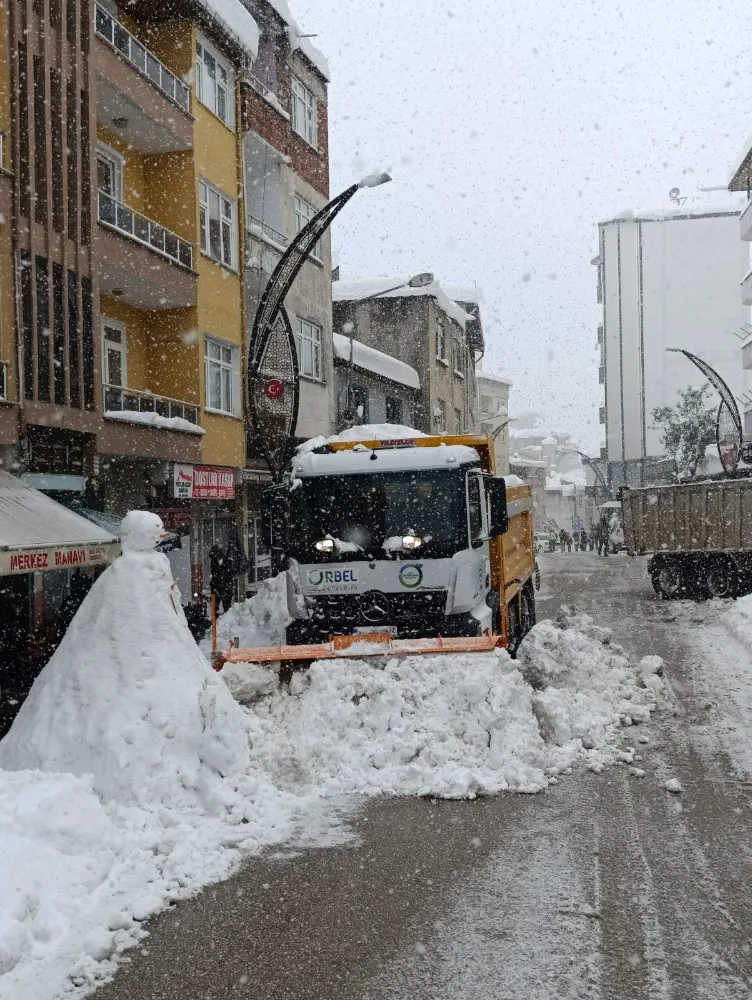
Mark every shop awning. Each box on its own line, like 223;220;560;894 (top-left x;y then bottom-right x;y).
0;470;120;576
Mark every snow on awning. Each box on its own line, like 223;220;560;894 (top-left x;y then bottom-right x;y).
332;333;420;389
195;0;259;57
0;470;120;575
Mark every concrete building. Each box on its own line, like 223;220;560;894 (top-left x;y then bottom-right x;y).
332;333;419;432
331;276;482;436
0;0;330;619
594;209;750;489
476;369;511;475
726;147;752;437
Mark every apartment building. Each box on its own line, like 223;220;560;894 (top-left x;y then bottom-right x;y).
594;209;749;490
476;368;511;475
0;0;330;615
727;146;752;437
240;0;332;586
331;276;482;436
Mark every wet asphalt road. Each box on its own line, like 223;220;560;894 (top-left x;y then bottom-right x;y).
95;552;752;1000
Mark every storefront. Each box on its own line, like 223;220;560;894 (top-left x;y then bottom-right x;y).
240;467;273;591
0;470;119;735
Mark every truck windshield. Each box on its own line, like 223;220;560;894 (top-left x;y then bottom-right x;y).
289;468;466;561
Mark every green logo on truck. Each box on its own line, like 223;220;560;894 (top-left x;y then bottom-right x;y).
399;564;423;589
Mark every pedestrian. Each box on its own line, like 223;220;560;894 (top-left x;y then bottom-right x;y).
580;528;588;552
589;528;596;551
609;515;625;555
548;528;558;553
566;532;573;553
574;532;580;552
596;518;609;556
559;528;566;552
209;545;234;613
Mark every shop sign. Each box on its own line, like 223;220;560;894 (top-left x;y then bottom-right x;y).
239;468;272;483
171;464;235;500
0;542;120;576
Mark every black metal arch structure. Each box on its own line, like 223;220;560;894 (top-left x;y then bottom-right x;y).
667;348;743;475
248;182;364;481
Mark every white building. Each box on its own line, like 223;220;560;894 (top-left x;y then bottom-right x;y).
594;209;750;488
727;147;752;436
476;369;512;475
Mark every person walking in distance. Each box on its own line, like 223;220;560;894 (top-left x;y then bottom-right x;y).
209;545;234;613
596;518;609;557
580;528;588;552
559;528;567;552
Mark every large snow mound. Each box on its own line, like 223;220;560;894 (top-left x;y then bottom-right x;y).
0;514;249;808
721;594;752;651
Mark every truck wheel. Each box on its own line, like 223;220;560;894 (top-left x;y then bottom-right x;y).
705;557;737;600
652;557;683;600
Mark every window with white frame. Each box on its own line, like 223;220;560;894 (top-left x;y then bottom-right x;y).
96;142;124;200
195;34;234;128
199;179;235;268
436;319;446;361
434;398;446;432
204;337;238;414
295;318;322;380
291;75;317;147
294;195;321;260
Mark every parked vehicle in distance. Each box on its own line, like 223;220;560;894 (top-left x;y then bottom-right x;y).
622;477;752;600
533;531;550;553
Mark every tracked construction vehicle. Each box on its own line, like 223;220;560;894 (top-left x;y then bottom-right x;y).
212;433;537;669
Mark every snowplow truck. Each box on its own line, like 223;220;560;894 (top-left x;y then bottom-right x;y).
212;433;537;669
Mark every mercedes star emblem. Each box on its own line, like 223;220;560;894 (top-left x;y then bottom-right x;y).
359;590;390;623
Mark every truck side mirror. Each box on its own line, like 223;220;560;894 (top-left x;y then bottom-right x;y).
487;478;508;537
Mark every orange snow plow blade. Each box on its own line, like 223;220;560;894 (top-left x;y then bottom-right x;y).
211;631;504;671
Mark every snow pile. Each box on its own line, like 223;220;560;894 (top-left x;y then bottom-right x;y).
720;594;752;651
202;572;291;652
230;604;665;799
0;514;303;999
296;422;427;455
517;609;662;751
332;332;420;389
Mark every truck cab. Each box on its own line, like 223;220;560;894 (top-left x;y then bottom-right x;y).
281;437;510;645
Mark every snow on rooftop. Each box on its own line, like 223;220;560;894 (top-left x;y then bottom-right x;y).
729;132;752;187
332;276;473;330
332;333;420;389
196;0;259;56
443;283;481;304
294;443;482;478
600;192;744;226
262;0;330;80
477;369;513;387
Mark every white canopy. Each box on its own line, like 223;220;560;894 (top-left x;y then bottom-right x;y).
0;470;119;575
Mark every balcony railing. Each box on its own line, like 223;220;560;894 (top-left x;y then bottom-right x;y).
248;214;288;249
95;3;190;113
104;384;199;425
98;191;193;270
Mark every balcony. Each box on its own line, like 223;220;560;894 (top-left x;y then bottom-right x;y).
94;4;193;154
741;268;752;308
100;386;203;461
248;215;289;251
95;191;196;310
741;199;752;242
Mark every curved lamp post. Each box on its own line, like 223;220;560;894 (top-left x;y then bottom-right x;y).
666;348;743;475
576;450;610;503
248;173;391;481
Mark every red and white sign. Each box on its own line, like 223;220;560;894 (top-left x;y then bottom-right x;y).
171;464;235;500
265;379;284;399
0;542;120;576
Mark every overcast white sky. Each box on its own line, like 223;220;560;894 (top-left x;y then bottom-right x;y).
291;0;752;451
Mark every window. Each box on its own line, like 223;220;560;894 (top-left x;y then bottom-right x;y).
291;75;317;147
453;341;465;377
97;142;123;200
454;407;462;432
385;396;402;424
199;180;235;268
467;475;485;547
102;321;126;388
434;398;446;432
196;35;234;127
436;319;446;361
294;195;321;260
295;318;322;380
480;394;493;416
204;337;237;414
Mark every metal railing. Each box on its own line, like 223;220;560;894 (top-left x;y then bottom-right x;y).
243;70;275;103
98;191;193;270
248;214;288;249
95;3;190;113
104;384;199;425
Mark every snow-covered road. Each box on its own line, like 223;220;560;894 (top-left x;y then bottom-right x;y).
92;552;752;1000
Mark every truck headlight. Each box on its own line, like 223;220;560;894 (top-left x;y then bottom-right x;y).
402;534;423;551
314;538;335;553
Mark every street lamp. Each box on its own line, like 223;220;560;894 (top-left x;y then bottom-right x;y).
352;272;435;304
